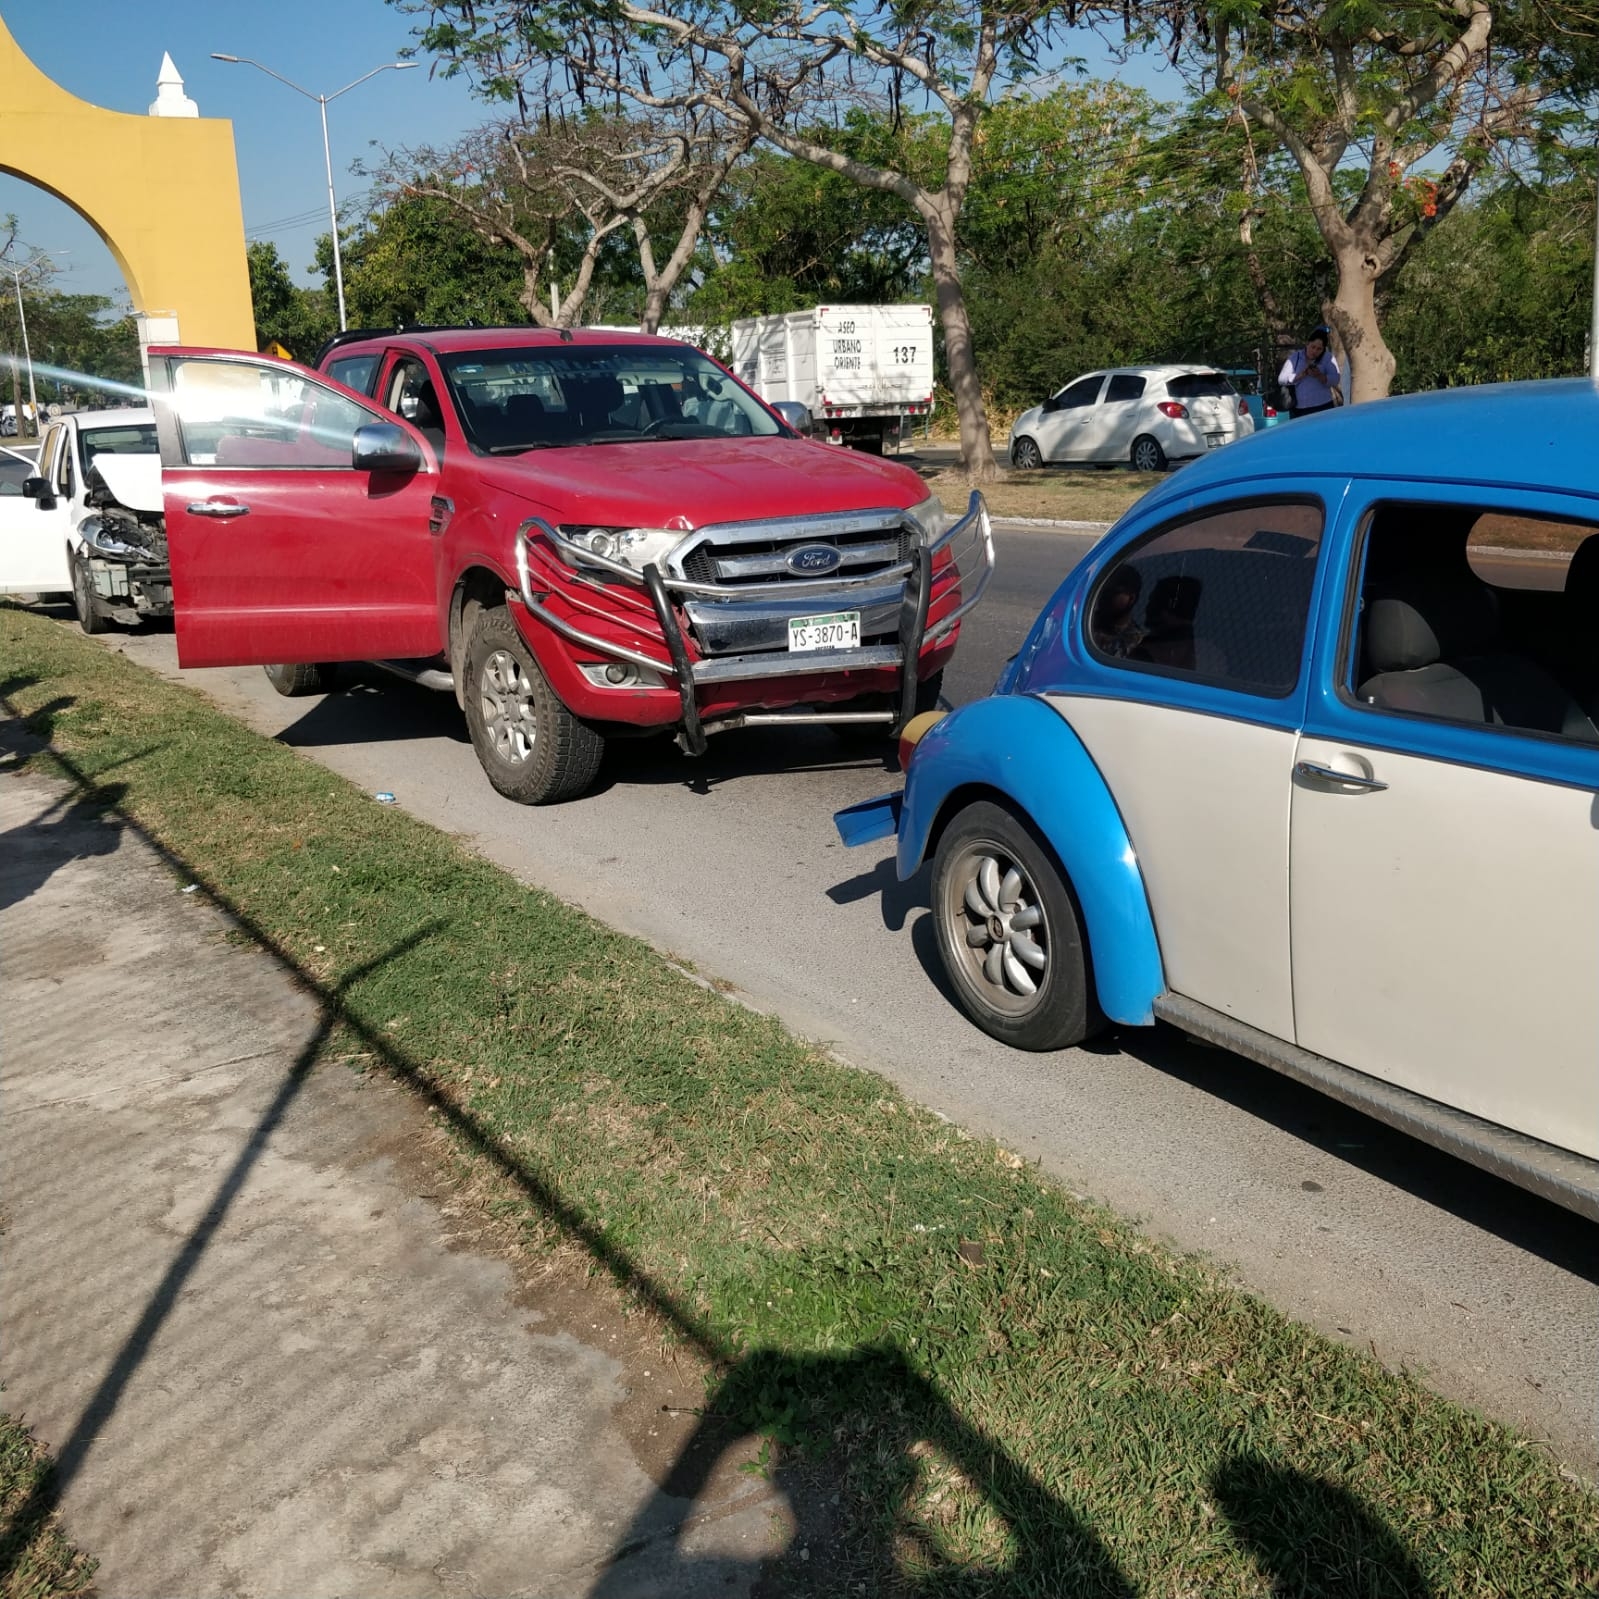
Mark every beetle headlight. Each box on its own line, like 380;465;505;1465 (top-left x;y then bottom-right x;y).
903;495;948;543
566;526;685;572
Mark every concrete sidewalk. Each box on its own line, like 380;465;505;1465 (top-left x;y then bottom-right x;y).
0;739;789;1597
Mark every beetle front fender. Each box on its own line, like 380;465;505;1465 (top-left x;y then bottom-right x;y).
897;694;1164;1026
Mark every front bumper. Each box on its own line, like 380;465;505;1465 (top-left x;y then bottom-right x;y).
85;556;173;619
513;493;995;753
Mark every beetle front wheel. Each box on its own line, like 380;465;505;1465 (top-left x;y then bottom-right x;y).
931;800;1099;1051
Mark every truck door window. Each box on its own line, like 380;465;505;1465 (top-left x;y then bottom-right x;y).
385;358;446;458
167;358;374;469
326;353;379;396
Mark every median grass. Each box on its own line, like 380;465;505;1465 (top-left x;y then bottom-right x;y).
922;462;1161;524
0;1405;95;1599
3;602;1596;1597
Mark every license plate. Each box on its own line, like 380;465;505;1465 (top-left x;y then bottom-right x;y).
788;611;861;652
1206;432;1225;448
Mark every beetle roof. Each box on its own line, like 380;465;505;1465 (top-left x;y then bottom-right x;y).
1135;378;1599;517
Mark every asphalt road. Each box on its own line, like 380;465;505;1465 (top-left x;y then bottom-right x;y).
84;520;1599;1472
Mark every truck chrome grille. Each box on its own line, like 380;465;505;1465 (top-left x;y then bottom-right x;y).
680;521;916;588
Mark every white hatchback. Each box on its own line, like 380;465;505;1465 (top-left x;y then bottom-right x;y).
1009;366;1254;473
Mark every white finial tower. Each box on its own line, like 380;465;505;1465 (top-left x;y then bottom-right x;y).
149;52;198;117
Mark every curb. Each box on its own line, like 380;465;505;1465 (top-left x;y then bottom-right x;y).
988;516;1113;532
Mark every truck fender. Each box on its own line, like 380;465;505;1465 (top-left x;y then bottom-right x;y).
896;694;1164;1026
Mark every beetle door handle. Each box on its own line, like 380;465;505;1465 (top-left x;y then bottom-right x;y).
1295;758;1387;792
187;499;250;519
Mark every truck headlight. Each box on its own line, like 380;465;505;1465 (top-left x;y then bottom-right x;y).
903;495;948;543
566;526;685;572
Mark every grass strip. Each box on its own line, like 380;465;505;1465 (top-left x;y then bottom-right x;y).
0;1405;95;1599
3;602;1596;1597
925;465;1159;525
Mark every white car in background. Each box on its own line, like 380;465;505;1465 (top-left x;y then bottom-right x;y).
1009;366;1254;474
0;406;171;633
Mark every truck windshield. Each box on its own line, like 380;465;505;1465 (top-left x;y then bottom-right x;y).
438;345;783;454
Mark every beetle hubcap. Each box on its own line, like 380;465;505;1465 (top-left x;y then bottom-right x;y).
479;649;538;765
946;844;1049;1012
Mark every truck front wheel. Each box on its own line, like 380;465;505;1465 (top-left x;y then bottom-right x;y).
463;606;605;805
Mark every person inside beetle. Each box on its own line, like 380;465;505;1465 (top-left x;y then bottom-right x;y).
1090;563;1145;658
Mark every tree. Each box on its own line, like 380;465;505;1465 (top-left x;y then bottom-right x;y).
374;108;754;331
391;0;1094;480
1132;0;1599;400
247;241;335;360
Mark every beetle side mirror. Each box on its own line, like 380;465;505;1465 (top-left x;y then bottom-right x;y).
22;477;55;508
352;423;422;475
770;400;813;436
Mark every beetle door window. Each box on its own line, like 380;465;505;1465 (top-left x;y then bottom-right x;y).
1087;500;1324;695
1348;501;1599;745
168;358;372;469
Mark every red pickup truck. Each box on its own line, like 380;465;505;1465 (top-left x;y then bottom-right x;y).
150;328;993;803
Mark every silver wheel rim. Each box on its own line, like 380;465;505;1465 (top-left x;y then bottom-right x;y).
1015;439;1040;469
479;649;539;765
942;839;1050;1017
1134;441;1160;472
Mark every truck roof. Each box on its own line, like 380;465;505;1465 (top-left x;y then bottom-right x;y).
319;326;687;362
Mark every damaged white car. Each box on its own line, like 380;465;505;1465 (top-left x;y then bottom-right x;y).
0;407;172;633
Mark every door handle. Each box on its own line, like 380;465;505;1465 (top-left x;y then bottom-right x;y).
187;500;250;519
1295;759;1388;792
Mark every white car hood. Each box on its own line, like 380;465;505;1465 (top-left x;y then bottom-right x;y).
92;453;164;515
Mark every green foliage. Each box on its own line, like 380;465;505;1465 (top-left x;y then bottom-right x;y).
17;291;140;404
246;241;335;361
327;197;530;329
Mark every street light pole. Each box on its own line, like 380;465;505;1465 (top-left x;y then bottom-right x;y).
4;265;40;436
211;54;417;332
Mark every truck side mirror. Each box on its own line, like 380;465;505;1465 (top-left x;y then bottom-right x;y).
351;423;422;475
771;400;813;436
22;477;55;508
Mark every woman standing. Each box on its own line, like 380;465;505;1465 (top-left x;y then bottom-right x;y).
1278;327;1342;418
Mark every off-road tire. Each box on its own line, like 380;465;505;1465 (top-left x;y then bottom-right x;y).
462;605;605;805
70;552;110;636
263;662;338;697
932;799;1101;1051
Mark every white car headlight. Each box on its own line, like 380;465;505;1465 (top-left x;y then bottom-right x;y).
567;526;685;572
904;495;948;543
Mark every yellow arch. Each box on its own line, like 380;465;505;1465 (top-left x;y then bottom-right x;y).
0;19;253;350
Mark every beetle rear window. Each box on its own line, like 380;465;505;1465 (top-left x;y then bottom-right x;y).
1087;500;1324;696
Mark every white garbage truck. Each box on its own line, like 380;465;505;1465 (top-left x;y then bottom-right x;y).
729;304;934;454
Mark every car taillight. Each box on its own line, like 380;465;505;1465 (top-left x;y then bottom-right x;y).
1156;400;1188;419
1238;399;1249;417
1264;406;1277;418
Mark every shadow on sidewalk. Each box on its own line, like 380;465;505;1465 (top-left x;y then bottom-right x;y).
0;701;1434;1597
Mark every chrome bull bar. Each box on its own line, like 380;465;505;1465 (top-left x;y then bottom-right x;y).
513;492;995;753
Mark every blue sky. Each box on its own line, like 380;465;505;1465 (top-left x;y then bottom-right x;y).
0;1;1175;308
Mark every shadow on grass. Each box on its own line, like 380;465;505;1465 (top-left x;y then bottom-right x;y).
0;699;1434;1595
1212;1451;1434;1598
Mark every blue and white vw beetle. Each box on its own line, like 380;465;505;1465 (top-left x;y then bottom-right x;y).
837;381;1599;1219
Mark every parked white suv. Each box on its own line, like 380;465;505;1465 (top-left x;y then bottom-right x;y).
0;407;171;633
1009;366;1254;473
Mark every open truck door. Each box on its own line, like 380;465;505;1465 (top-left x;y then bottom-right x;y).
148;349;446;668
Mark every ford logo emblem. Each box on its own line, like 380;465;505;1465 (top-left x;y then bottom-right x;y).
787;544;843;576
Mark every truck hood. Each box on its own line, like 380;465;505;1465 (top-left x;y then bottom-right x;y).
93;453;164;514
478;436;928;527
